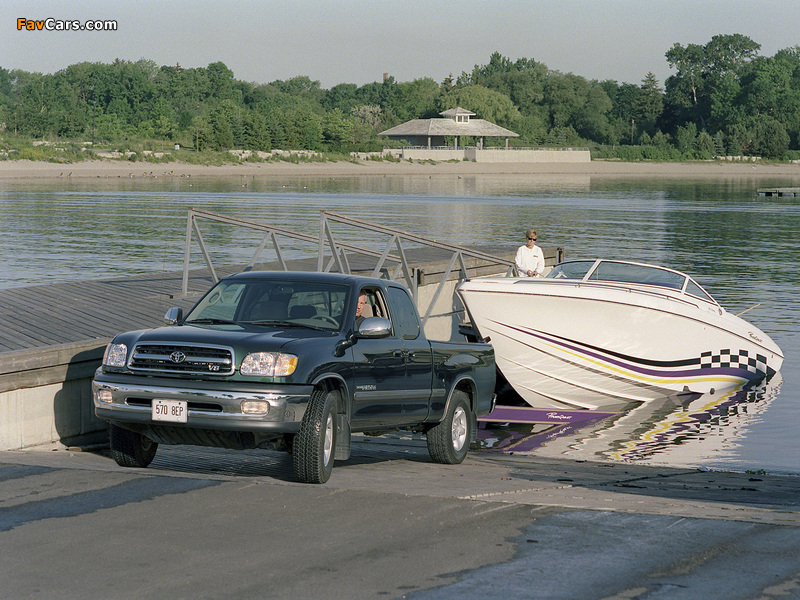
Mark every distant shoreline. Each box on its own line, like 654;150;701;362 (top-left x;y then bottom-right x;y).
1;158;800;180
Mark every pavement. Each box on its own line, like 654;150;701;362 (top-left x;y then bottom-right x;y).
2;434;800;599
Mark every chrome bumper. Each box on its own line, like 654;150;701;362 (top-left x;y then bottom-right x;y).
92;374;313;433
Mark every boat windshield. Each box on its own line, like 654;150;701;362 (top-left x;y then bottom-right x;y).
589;261;686;289
546;260;717;304
546;260;596;279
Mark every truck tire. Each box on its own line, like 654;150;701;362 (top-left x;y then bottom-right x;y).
293;388;338;483
109;424;158;468
427;390;472;464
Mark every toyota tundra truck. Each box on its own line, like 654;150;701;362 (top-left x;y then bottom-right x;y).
93;271;495;483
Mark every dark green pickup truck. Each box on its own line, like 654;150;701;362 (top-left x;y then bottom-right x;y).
93;271;495;483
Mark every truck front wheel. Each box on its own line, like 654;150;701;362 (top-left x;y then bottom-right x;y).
293;388;338;483
109;424;158;468
427;390;472;464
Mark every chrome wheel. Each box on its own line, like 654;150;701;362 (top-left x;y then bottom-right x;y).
323;411;334;465
451;405;468;452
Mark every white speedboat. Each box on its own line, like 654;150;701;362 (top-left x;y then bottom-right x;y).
457;259;784;411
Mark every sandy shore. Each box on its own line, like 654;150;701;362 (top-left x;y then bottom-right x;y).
1;157;800;180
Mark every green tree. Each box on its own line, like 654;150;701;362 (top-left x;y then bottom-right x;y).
634;73;663;134
323;83;359;113
664;34;761;132
393;78;441;121
440;85;520;128
192;115;213;151
210;100;239;149
206;62;236;100
751;115;790;157
675;121;698;153
696;131;715;156
242;110;270;150
286;106;323;150
264;108;288;148
321;108;352;150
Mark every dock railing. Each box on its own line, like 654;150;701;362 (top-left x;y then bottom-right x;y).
181;208;519;326
318;211;517;324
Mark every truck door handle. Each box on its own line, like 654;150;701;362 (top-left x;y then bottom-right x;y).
393;349;404;358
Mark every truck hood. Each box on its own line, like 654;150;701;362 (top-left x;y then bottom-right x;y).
128;323;338;354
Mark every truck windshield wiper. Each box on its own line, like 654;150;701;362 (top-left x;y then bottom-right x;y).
249;319;301;327
185;318;238;325
250;320;330;332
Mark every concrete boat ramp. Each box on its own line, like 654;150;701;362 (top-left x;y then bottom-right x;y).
2;435;800;599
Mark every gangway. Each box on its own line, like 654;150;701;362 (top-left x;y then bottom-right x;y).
181;208;519;325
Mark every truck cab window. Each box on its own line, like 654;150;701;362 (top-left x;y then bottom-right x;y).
386;286;421;340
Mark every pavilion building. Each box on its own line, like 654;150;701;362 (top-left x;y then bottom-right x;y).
377;107;590;163
378;107;518;150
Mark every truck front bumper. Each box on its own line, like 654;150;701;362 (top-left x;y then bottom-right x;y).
92;371;314;436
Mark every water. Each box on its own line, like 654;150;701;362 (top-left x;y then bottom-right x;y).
1;173;798;474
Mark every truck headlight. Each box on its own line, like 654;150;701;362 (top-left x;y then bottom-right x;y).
240;352;298;376
103;343;128;367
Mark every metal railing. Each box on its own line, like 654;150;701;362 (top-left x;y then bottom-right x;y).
181;208;517;325
318;212;516;323
181;208;407;297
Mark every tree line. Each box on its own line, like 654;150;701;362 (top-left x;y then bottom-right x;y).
1;33;799;159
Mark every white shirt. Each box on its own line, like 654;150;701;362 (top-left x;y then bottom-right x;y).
515;244;545;277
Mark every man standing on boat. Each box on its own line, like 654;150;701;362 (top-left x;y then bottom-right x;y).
515;228;545;277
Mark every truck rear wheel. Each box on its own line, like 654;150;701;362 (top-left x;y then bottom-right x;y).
427;390;472;464
109;424;158;468
293;388;338;483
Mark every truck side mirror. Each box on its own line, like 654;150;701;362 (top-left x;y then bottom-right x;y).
164;307;183;325
356;317;391;339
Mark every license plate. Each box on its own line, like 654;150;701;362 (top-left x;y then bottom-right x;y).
152;399;188;423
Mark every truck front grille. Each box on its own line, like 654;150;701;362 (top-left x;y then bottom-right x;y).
129;343;235;376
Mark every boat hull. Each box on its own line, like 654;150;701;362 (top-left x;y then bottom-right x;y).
458;278;783;411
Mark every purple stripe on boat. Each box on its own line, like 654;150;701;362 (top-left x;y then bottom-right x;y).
478;405;620;424
494;321;762;380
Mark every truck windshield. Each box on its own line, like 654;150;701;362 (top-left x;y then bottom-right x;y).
184;279;349;331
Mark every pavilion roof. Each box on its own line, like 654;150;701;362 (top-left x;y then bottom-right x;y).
378;118;518;138
379;106;518;138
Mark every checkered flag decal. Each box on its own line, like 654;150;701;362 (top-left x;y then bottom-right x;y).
700;349;767;375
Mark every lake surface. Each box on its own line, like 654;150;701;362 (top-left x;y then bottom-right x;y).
1;172;798;475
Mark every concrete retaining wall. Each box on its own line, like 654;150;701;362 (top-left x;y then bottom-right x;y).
401;148;465;161
400;147;591;163
0;341;108;450
465;148;591;163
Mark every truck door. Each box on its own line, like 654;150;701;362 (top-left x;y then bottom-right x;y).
351;287;408;428
386;285;433;421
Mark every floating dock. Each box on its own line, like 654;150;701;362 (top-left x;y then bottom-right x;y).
757;187;800;197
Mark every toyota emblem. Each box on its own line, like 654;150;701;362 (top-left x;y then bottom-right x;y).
169;351;187;363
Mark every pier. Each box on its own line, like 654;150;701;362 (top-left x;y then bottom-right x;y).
757;187;800;197
0;210;564;450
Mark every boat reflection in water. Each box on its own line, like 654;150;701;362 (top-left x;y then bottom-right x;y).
478;374;783;468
